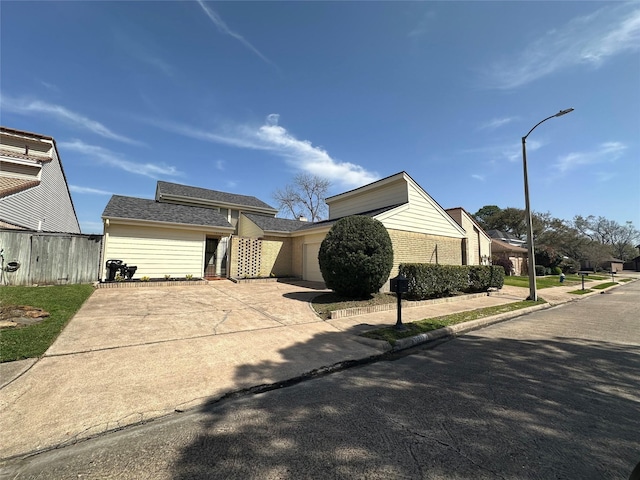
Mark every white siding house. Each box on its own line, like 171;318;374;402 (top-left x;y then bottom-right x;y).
0;127;80;233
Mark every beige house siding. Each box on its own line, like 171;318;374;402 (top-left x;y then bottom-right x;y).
377;186;465;239
327;178;408;220
237;214;264;238
103;223;205;280
446;208;492;265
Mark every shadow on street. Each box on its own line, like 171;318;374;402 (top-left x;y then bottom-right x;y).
171;327;640;479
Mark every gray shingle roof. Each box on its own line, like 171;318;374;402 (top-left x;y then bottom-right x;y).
297;203;406;231
243;213;309;233
156;181;276;211
102;195;233;229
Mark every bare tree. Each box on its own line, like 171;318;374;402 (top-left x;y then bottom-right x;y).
273;173;330;222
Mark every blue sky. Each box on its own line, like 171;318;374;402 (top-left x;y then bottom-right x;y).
1;1;639;234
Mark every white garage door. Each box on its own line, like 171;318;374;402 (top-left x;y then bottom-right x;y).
303;243;324;282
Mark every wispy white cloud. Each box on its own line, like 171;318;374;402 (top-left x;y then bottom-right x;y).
555;142;626;173
144;114;378;188
215;160;225;171
0;95;143;146
471;174;486;181
60;140;181;178
113;30;174;77
408;10;436;38
477;117;517;131
464;139;542;164
40;81;60;92
484;3;640;89
196;1;278;70
69;185;113;195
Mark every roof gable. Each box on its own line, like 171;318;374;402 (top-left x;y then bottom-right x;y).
156;181;277;213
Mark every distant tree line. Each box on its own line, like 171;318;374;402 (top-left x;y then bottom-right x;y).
473;205;640;272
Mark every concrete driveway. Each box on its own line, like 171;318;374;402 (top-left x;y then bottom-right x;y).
47;280;326;355
1;280;385;460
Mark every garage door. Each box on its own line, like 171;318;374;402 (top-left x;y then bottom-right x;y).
303;243;324;282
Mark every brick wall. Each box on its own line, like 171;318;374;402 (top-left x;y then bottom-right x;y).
229;236;295;278
387;229;463;277
262;236;293;277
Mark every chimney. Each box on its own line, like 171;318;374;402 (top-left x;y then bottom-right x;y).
298;215;308;222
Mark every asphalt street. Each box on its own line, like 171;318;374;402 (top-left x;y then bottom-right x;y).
3;281;639;479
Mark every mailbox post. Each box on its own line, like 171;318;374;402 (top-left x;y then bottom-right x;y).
390;274;409;331
578;271;590;291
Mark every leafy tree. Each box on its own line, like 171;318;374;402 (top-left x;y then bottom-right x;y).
318;216;393;298
473;205;501;231
473;206;528;239
573;216;640;261
273;173;330;221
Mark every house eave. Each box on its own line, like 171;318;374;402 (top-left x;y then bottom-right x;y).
102;216;235;233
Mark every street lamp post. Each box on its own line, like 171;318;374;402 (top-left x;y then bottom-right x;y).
522;108;574;301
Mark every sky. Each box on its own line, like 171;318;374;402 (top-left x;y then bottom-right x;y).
1;1;639;234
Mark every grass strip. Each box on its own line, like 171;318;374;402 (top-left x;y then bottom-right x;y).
311;292;398;320
360;299;546;345
568;289;592;295
592;282;617;290
620;278;634;283
0;284;94;362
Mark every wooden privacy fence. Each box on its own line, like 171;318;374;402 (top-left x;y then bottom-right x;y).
0;229;103;286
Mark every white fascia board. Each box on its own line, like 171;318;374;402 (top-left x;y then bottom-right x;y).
371;203;411;222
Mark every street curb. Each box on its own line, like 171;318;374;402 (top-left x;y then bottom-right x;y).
390;303;551;352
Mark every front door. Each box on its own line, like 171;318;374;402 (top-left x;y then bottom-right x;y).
205;238;219;277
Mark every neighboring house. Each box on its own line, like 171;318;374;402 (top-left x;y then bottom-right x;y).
491;239;528;276
0;127;80;233
445;207;492;266
101;181;279;280
102;171;491;289
487;229;525;247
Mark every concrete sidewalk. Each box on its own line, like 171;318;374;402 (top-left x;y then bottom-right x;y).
0;277;629;461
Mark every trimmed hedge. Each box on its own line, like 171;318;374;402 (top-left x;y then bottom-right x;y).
399;263;504;300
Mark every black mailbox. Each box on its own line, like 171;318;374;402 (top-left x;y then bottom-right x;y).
390;274;409;294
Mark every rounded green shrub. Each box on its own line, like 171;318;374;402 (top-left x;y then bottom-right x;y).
318;216;393;297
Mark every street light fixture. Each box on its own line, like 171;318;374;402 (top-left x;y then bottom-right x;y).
522;108;574;301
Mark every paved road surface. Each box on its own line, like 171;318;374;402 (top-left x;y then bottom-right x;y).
2;282;639;479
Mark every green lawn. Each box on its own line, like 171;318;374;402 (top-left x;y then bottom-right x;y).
0;284;94;362
503;274;607;289
361;299;546;344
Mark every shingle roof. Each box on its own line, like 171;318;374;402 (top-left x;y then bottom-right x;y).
102;195;233;228
0;178;40;198
487;229;523;241
297;203;406;231
243;213;309;233
491;239;528;253
156;181;276;211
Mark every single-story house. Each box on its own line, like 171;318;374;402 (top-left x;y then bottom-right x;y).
0;127;80;233
101;171;493;288
491;238;528;276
